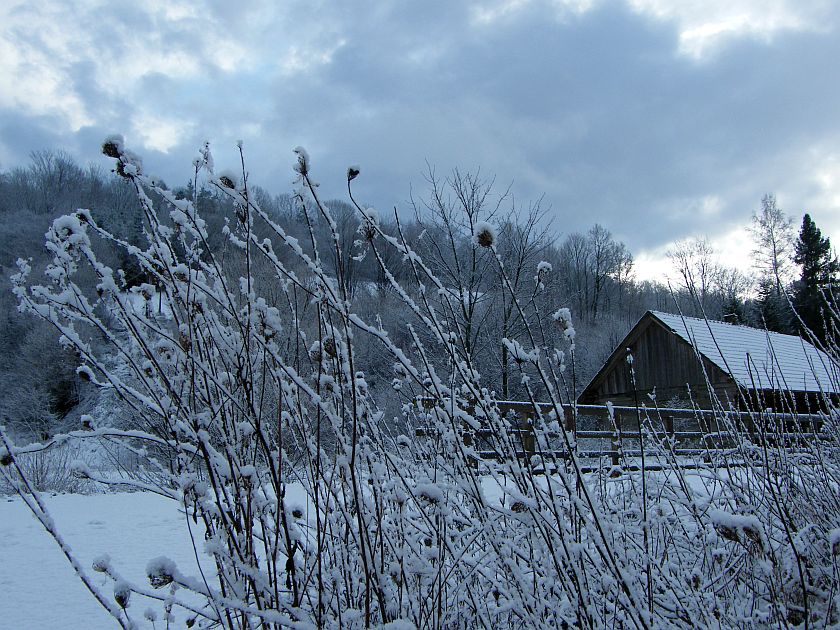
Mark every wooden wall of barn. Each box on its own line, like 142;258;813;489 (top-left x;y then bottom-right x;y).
579;318;740;407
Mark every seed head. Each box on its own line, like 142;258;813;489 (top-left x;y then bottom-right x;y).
218;170;238;189
101;135;124;159
473;222;496;248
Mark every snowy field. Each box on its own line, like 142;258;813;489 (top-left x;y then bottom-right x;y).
0;474;712;629
0;492;207;629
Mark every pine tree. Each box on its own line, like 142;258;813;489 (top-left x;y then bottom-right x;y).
754;276;792;333
793;213;839;342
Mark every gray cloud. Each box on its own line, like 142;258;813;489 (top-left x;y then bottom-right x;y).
1;0;838;275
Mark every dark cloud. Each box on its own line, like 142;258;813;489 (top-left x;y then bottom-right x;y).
2;0;839;274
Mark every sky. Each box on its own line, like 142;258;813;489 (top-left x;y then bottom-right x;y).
1;0;839;282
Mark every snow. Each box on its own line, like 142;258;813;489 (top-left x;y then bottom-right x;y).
123;288;173;319
216;169;239;189
650;310;839;393
552;307;576;342
293;146;310;175
0;487;310;629
0;493;207;629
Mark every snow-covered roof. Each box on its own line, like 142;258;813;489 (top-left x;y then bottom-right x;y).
649;311;840;394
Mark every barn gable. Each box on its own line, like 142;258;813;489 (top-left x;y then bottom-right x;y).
578;311;840;408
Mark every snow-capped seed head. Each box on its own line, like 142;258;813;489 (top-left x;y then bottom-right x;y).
347;165;361;181
536;261;552;276
293;146;310;176
92;554;111;573
114;581;131;608
101;135;124;159
323;337;337;358
146;557;176;588
473;222;496;248
417;483;443;504
218;170;238;189
74;209;93;225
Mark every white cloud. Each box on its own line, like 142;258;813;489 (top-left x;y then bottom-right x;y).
467;0;832;58
780;143;840;253
0;4;93;130
277;39;347;77
809;150;840;212
130;113;194;154
712;227;756;274
627;0;834;59
471;0;533;25
634;244;673;283
667;195;724;220
635;226;755;284
0;0;350;156
470;0;599;25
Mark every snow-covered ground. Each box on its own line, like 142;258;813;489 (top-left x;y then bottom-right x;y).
0;492;205;629
0;469;759;628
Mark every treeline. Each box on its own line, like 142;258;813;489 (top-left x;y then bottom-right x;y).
668;194;839;342
0;150;835;440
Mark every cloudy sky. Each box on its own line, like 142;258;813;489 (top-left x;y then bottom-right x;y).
2;0;839;280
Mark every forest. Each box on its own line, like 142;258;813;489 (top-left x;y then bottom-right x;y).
2;148;833;443
1;141;839;629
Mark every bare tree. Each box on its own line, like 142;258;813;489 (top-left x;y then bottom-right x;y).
411;167;507;362
750;194;795;331
556;225;633;324
668;237;718;315
493;201;552;397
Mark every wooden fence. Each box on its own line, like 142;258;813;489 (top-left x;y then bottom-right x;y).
415;398;830;470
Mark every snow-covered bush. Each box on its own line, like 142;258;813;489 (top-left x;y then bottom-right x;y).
1;139;839;628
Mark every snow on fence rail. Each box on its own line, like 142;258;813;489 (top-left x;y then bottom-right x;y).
414;397;829;469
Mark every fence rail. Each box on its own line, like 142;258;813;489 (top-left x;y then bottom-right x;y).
414;397;831;470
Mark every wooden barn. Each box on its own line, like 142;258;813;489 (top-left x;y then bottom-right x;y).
578;310;840;411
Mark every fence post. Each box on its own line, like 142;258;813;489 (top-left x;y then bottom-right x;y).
462;400;478;469
611;412;621;470
563;405;577;463
664;415;674;445
698;411;712;464
564;404;576;433
521;413;535;459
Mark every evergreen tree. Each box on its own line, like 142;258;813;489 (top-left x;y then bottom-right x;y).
754;276;791;333
792;213;839;342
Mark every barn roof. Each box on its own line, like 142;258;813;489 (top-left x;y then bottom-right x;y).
649;311;839;394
